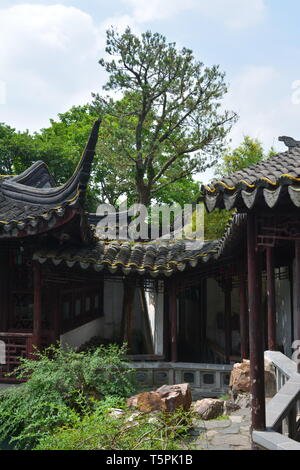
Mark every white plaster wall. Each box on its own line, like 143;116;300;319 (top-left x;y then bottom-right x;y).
144;288;164;356
276;267;292;357
60;318;104;349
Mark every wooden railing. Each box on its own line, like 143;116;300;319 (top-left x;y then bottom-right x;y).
0;332;34;382
253;351;300;450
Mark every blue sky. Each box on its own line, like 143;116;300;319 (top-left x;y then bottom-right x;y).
0;0;300;180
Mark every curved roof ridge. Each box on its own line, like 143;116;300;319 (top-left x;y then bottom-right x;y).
1;119;101;207
201;143;300;212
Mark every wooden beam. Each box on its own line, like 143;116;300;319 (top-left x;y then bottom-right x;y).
239;263;249;360
266;247;276;351
224;278;232;364
247;213;266;433
33;261;42;350
169;282;178;362
294;240;300;373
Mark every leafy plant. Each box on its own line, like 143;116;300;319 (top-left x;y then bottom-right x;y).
0;343;136;449
35;404;196;451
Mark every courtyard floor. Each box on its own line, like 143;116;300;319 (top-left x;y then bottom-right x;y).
192;406;251;450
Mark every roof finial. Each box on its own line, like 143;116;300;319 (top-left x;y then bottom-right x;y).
278;136;300;150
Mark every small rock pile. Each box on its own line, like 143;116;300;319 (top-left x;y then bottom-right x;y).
127;383;192;413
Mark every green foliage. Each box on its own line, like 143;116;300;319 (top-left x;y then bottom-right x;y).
0;27;238;208
219;395;230;401
204;208;234;240
35;404;195;451
0;124;35;175
92;27;237;205
204;136;276;240
0;107;100;211
215;136;275;177
0;344;135;449
215;415;230;421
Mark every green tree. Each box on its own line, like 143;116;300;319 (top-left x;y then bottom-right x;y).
215;135;276;177
92;27;237;206
205;136;275;240
0;124;35;175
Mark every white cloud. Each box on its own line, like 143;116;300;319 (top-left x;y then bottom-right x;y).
223;65;300;152
0;4;106;131
200;65;300;184
198;0;266;30
122;0;196;23
123;0;266;29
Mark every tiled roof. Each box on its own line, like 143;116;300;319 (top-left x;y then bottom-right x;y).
33;214;246;277
202;144;300;212
0;120;101;238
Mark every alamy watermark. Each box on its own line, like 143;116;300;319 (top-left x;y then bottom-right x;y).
95;201;204;251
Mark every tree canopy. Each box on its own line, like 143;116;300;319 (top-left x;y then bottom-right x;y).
92;27;237;205
204;136;276;240
0;27;239;211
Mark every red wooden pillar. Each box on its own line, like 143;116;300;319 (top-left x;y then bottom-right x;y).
52;285;61;345
169;282;178;363
0;250;9;331
239;263;249;360
247;213;266;433
224;278;232;363
294;240;300;373
33;262;42;350
266;247;276;351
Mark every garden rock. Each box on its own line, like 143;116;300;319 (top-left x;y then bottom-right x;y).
192;398;224;420
231;392;251;409
156;383;192;412
127;391;166;412
127;383;192;413
224;400;240;415
230;360;250;393
264;359;277;398
108;408;124;419
230;359;276;399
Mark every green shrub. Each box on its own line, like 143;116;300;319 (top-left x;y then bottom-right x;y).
35;403;195;451
0;343;136;449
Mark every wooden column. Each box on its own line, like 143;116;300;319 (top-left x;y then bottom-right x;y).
52;285;61;345
33;261;42;350
266;247;276;351
224;278;232;364
199;279;207;361
0;250;9;331
169;281;178;363
294;240;300;373
247;213;266;433
239;263;249;360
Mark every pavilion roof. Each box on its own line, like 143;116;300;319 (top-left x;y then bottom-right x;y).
202;137;300;213
33;214;246;277
0;120;101;238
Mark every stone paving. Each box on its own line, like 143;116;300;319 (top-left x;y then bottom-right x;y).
192;406;251;450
